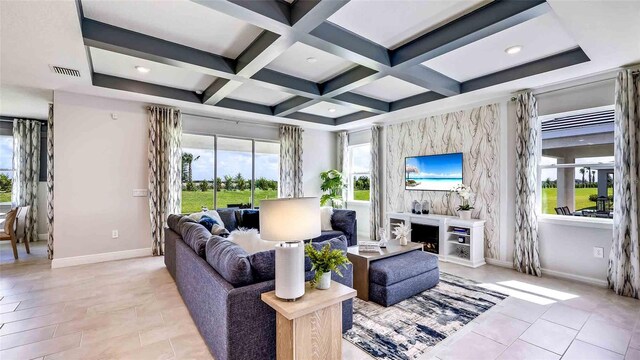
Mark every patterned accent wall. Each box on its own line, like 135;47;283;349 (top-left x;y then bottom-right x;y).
385;104;501;259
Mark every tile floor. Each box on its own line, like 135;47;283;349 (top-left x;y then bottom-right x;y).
1;241;639;360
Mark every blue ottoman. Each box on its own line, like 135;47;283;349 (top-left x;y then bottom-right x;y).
369;250;440;307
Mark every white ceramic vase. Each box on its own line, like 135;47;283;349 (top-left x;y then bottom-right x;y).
458;210;472;220
398;236;408;246
316;271;332;290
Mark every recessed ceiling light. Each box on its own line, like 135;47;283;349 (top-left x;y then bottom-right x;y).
135;66;150;74
306;57;317;64
328;108;336;113
195;90;203;95
578;139;585;142
504;45;522;55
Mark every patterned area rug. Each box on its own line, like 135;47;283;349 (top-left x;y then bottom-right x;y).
343;272;508;360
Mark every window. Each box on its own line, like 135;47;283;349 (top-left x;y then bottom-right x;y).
181;133;279;213
0;135;13;204
348;144;371;202
538;108;614;219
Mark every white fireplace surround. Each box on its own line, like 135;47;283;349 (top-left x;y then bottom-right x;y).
387;212;486;268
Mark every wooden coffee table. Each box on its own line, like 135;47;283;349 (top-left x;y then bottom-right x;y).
347;240;424;301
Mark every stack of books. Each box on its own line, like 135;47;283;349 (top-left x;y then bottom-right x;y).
358;241;381;253
452;227;469;236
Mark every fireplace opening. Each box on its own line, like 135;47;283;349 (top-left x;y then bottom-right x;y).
411;223;439;254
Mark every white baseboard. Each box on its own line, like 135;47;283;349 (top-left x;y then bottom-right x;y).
541;267;608;288
484;257;607;288
51;248;151;268
485;258;513;268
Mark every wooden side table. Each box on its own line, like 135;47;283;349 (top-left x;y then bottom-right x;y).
261;281;356;360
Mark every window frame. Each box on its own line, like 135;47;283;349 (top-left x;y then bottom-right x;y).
347;143;371;204
181;132;279;210
537;161;614;223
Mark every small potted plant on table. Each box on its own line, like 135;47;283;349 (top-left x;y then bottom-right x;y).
305;243;351;290
451;183;474;220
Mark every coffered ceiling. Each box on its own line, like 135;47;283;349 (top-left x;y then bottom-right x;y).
2;0;639;129
77;0;589;126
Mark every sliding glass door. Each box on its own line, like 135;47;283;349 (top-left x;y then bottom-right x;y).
181;133;279;213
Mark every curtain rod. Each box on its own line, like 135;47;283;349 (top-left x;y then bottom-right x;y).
181;112;279;129
0;116;48;124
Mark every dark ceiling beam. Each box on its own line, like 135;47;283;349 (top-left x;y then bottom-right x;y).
335;111;376;126
252;69;321;97
390;92;447;112
202;79;243;105
273;96;319;117
394;66;460;96
331;93;388;114
215;98;273;116
309;22;391;67
92;73;203;103
461;47;590;93
284;112;336;126
82;19;235;77
321;66;379;95
391;0;551;67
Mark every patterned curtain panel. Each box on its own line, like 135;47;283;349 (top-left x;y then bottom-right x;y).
337;131;348;208
370;125;382;240
279;125;304;198
46;104;54;259
11;119;41;243
148;106;182;256
513;92;542;276
608;69;640;299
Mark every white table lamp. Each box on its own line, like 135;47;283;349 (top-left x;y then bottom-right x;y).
260;197;321;300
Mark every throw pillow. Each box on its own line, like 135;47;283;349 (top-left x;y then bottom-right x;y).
198;215;219;232
205;238;253;286
241;210;260;230
228;228;274;254
189;210;226;229
320;206;334;231
211;223;230;237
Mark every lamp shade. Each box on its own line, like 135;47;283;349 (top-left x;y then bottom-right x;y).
259;197;321;242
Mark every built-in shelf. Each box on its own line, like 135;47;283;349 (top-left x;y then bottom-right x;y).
387;212;486;268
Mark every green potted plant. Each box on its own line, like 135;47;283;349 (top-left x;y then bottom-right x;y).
305;243;351;290
320;169;345;208
451;183;474;220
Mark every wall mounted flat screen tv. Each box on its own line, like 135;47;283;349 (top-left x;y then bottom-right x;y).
405;153;463;191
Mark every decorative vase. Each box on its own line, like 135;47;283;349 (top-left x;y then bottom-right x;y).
316;271;332;290
458;210;472;220
398;235;408;246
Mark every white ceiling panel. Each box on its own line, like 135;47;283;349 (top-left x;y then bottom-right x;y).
227;83;295;106
352;76;429;102
90;48;216;92
422;13;579;82
81;0;262;58
328;0;488;49
266;42;355;83
299;101;358;118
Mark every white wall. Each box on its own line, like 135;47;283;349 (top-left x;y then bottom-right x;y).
51;92;336;263
302;129;336;197
538;219;611;286
53;91;152;260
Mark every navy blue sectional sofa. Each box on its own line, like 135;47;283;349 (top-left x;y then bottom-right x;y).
215;208;358;247
164;213;354;360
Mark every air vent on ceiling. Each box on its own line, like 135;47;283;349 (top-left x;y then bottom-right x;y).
49;65;81;77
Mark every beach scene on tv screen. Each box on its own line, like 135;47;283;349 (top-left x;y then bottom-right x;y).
406;153;463;190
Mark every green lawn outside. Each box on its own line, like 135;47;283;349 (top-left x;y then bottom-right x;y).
182;189;277;213
0;192;9;203
354;190;370;201
542;187;613;214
